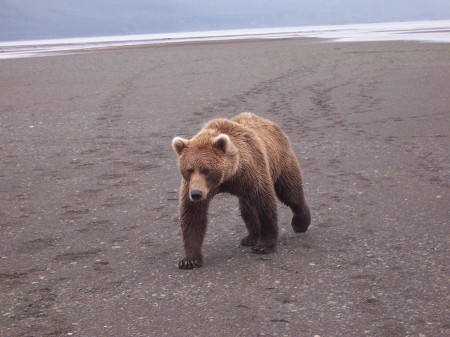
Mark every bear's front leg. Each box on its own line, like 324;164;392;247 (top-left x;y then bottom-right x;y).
178;181;208;269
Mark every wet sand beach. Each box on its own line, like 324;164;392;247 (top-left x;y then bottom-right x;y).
1;38;449;336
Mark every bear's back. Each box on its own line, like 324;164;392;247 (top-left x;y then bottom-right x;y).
232;112;292;181
201;112;294;182
232;112;290;150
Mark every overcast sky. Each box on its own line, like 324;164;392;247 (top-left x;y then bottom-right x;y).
1;0;450;41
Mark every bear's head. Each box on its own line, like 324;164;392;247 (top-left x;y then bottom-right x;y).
172;132;239;202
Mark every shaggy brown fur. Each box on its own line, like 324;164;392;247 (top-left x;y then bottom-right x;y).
172;112;311;269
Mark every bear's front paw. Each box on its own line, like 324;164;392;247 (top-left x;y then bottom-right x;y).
251;245;276;254
179;258;202;269
241;236;257;246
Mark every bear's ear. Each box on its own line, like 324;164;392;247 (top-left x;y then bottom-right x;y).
213;134;231;153
172;137;189;156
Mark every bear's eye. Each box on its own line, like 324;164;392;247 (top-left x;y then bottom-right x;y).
200;168;209;175
182;169;194;180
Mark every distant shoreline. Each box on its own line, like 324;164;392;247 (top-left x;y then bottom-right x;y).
1;20;449;59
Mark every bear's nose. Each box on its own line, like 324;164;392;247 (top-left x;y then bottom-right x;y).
190;189;203;201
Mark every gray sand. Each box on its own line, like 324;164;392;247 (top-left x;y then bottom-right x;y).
1;39;449;336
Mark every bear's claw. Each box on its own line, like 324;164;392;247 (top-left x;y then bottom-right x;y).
241;236;257;246
251;246;276;254
179;259;202;269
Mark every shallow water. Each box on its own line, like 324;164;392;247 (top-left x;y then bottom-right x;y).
1;20;449;59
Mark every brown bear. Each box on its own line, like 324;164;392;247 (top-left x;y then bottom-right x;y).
172;112;311;269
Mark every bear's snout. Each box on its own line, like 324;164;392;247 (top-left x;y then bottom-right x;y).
188;172;209;201
190;189;203;201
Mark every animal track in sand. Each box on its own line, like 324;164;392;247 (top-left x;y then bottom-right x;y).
54;248;101;263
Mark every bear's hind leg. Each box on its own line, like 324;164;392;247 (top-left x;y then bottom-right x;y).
275;166;311;233
239;198;259;247
251;188;279;254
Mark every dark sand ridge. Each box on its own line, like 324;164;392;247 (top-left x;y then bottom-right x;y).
0;38;449;336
